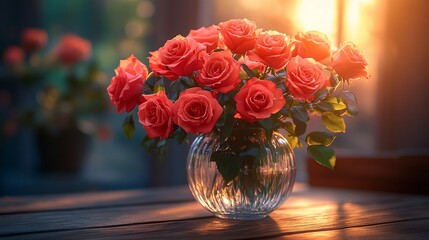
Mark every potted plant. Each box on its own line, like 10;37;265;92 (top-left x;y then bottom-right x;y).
2;29;109;174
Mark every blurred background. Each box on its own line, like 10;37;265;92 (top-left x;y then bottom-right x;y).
1;0;428;196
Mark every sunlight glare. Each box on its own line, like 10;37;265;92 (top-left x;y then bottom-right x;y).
295;0;337;43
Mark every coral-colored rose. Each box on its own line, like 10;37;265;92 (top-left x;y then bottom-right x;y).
248;31;291;69
55;34;91;65
286;56;330;101
172;87;223;134
21;28;48;52
138;91;174;139
148;50;179;80
107;55;148;113
234;78;285;122
187;25;220;53
3;46;24;66
196;51;241;93
155;35;207;79
332;42;368;79
292;31;331;62
218;19;258;54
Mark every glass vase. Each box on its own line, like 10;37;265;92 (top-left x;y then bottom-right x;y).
186;128;296;220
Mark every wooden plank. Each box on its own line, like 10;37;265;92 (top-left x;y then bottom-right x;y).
0;184;304;215
3;200;429;240
0;201;211;237
0;183;303;215
271;218;429;239
1;187;429;239
0;185;397;236
0;186;193;214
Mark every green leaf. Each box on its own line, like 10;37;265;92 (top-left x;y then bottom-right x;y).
140;135;158;152
211;151;240;183
307;145;336;170
317;97;347;112
168;80;180;100
217;104;237;143
290;106;309;123
305;131;336;146
322;112;346;133
154;78;165;93
173;127;187;144
279;107;289;115
259;118;278;139
157;139;168;157
313;87;329;102
346;104;359;117
180;76;197;88
293;119;307;136
239;147;264;167
122;114;135;139
343;91;357;103
283;121;295;135
241;64;255;78
285;134;300;150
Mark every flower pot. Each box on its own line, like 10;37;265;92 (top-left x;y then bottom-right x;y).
36;126;90;174
187;128;296;220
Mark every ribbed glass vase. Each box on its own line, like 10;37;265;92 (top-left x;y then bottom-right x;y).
187;128;296;220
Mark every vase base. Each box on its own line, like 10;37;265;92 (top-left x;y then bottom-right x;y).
214;213;268;220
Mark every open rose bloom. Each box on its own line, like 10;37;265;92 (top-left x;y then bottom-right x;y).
107;18;368;171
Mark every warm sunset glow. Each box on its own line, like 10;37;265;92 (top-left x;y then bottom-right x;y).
344;0;375;39
295;0;337;43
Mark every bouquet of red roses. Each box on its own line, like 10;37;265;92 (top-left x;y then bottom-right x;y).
107;18;368;171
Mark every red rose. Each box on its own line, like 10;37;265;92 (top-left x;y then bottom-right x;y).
156;35;207;79
107;55;148;113
218;19;258;54
285;56;330;101
55;34;91;65
172;87;223;134
292;31;331;62
187;25;220;53
148;50;179;80
332;42;368;79
234;78;285;122
138;91;174;139
21;28;48;52
3;46;24;66
196;51;241;93
248;31;292;69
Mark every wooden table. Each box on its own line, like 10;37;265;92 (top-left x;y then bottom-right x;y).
1;183;429;239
